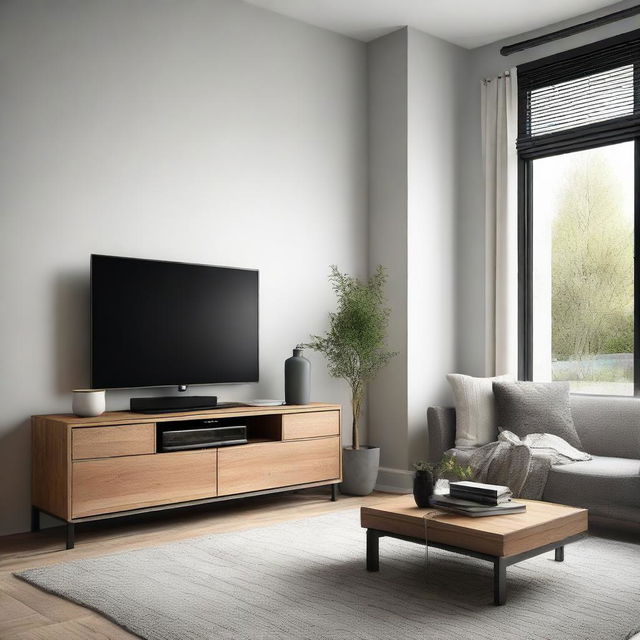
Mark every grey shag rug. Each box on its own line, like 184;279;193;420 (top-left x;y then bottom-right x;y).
16;509;640;640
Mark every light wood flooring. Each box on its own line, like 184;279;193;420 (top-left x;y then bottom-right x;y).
1;490;638;640
0;488;386;639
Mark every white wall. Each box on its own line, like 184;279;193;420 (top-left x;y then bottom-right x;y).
367;28;409;475
368;27;464;490
0;0;368;535
457;0;640;377
406;27;465;467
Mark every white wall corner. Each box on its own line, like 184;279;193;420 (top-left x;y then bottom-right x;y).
375;466;414;493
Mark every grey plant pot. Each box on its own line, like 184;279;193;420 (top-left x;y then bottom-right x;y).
340;446;380;496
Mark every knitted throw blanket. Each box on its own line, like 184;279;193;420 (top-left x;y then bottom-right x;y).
468;431;591;499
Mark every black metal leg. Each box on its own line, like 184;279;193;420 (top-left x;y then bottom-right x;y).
360;527;585;606
66;523;75;550
493;557;507;605
31;506;40;533
366;529;380;572
330;484;337;502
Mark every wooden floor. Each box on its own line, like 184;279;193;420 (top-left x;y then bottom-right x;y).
0;488;386;639
1;490;638;639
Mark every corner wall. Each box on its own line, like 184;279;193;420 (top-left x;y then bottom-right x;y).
367;29;409;481
406;27;466;472
368;28;465;490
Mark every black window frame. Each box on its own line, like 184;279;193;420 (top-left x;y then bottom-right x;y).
517;28;640;395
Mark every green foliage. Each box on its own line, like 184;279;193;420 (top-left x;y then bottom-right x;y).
552;151;633;368
412;455;474;481
434;455;474;481
553;365;630;383
413;460;433;473
305;265;397;449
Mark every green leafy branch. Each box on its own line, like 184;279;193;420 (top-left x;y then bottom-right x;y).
305;265;397;450
413;455;474;481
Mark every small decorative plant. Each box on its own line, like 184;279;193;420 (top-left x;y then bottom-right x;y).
413;455;474;481
305;265;396;450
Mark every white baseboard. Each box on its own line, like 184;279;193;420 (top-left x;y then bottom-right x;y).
375;466;413;493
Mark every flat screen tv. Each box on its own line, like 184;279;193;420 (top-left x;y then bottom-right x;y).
91;254;259;389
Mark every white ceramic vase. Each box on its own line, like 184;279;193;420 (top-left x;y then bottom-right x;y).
72;389;106;417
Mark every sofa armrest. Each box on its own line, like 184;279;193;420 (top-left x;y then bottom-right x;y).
427;407;456;463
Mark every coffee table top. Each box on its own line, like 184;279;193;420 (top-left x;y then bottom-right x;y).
361;494;588;557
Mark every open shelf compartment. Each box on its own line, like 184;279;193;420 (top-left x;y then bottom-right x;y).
156;414;283;452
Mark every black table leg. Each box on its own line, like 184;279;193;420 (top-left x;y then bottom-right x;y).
361;527;585;606
330;484;337;502
31;506;40;533
66;523;75;550
366;529;380;572
493;557;507;606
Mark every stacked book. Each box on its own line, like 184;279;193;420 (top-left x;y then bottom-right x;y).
429;481;526;517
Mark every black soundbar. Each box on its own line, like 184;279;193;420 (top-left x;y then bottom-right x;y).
130;395;218;414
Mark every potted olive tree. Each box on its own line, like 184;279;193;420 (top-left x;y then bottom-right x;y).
306;265;396;495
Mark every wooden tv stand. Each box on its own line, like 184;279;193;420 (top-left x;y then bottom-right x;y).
31;402;342;549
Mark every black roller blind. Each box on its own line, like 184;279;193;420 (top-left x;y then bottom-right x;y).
517;29;640;158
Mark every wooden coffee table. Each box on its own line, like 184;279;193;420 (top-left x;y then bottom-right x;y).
361;495;588;605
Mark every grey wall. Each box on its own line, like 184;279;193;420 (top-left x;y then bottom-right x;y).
368;28;465;490
457;0;640;377
367;28;409;476
406;27;465;470
0;0;368;535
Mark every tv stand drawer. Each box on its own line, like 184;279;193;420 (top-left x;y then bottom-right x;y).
282;411;340;440
72;450;216;518
72;423;155;460
218;437;340;496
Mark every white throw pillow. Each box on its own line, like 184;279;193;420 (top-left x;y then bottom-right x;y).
446;373;513;449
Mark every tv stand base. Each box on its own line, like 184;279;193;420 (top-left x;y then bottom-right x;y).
30;481;339;550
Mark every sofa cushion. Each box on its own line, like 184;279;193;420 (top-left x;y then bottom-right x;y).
446;373;512;449
570;395;640;459
492;381;583;450
543;456;640;520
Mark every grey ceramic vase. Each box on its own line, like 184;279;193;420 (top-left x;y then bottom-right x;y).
340;446;380;496
284;347;310;405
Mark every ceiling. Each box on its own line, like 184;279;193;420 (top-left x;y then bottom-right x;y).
241;0;624;49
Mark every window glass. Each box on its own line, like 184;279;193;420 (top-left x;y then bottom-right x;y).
532;141;634;395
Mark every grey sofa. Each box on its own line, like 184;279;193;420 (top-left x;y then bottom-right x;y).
427;394;640;526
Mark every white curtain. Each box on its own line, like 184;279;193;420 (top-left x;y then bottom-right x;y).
481;69;519;377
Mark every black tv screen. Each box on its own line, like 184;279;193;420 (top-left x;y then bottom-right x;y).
91;255;259;389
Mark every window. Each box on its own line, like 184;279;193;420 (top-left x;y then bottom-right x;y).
517;30;640;395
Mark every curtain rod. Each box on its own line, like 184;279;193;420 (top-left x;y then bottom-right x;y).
500;4;640;56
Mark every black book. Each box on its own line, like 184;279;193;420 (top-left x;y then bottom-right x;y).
430;495;526;517
450;481;512;500
448;493;512;506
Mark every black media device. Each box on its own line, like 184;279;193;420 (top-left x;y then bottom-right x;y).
90;254;259;413
158;419;248;451
130;395;219;414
